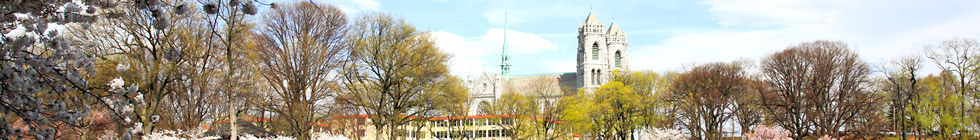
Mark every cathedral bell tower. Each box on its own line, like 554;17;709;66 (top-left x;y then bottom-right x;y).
577;12;628;89
577;12;607;89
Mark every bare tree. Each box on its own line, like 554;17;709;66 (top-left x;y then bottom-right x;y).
880;55;925;139
734;77;764;136
759;40;876;139
924;38;980;138
726;59;764;135
671;61;749;139
250;1;349;139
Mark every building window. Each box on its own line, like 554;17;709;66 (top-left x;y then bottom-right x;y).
595;70;602;85
591;69;596;85
434;131;446;138
478;101;491;115
436;120;447;127
592;69;598;86
592;42;599;60
615;51;622;68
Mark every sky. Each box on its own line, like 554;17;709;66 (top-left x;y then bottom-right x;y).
303;0;980;77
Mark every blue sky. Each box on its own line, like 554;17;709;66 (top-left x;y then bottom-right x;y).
302;0;980;77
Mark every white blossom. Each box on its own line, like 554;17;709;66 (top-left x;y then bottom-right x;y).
744;125;793;140
109;77;125;90
240;134;295;140
144;129;221;140
130;122;143;134
817;135;838;140
116;63;130;72
151;115;160;123
134;92;144;104
639;128;686;140
313;134;352;140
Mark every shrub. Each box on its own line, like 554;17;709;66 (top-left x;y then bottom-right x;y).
744;125;792;140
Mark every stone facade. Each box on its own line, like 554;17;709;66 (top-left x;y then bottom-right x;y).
577;12;629;89
465;12;629;115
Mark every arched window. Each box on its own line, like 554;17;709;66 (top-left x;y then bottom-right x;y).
591;69;596;85
595;69;602;85
481;83;489;94
478;101;491;115
592;43;599;60
615;51;622;68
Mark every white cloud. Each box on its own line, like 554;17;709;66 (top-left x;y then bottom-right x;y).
701;0;854;26
348;0;381;11
318;0;381;14
633;29;795;71
432;28;559;76
631;0;980;73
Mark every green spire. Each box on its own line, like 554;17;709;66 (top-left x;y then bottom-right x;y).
500;11;511;80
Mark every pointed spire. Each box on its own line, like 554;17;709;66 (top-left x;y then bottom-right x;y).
608;21;623;35
584;12;600;25
500;11;511;80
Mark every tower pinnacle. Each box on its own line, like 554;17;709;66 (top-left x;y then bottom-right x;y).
500;11;511;80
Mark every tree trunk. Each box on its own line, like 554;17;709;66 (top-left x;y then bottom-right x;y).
230;102;237;140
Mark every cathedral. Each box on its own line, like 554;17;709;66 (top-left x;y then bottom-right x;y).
323;12;631;140
465;12;629;114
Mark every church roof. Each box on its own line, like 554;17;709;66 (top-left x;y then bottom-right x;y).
583;12;601;25
608;22;624;35
471;72;497;87
506;72;579;95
